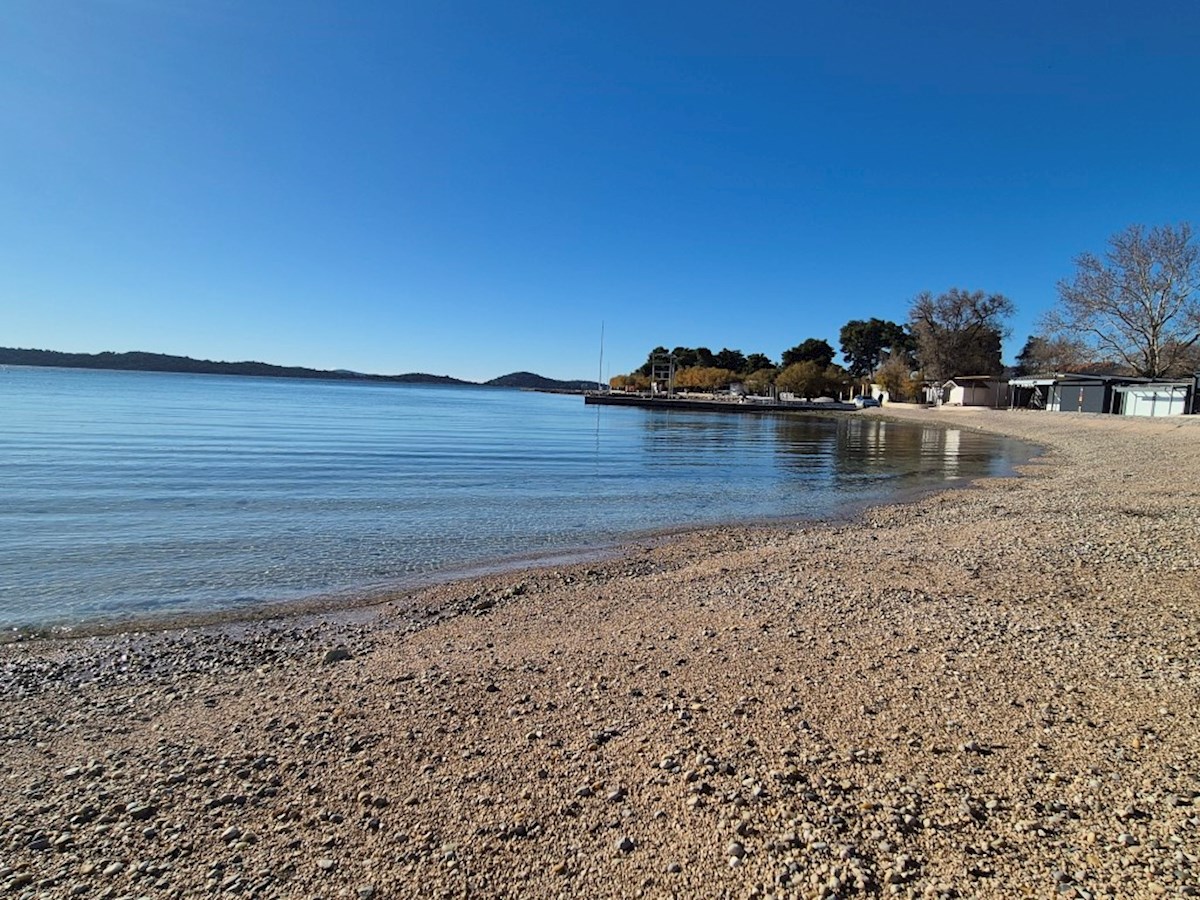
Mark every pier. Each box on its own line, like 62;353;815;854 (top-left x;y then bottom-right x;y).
584;393;857;413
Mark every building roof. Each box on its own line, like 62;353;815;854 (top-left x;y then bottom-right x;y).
1009;372;1150;387
1113;381;1192;393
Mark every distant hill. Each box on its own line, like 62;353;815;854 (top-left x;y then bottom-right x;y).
485;371;602;391
0;347;474;385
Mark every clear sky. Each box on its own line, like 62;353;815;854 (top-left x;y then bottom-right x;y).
4;1;1199;382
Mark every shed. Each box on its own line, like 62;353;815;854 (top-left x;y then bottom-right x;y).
1008;373;1135;413
942;376;1007;407
1113;381;1195;417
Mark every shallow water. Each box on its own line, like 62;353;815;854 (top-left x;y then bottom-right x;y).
0;367;1030;628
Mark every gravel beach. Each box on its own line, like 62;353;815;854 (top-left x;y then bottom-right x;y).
2;408;1198;899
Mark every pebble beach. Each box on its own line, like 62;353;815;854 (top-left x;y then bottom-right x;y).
2;407;1198;899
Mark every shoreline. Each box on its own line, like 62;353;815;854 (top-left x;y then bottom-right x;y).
2;408;1038;644
2;408;1198;898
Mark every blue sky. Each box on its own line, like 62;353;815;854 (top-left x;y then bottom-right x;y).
4;1;1199;382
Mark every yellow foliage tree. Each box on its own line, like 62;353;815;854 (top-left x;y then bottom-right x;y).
674;366;736;390
874;356;920;402
610;373;650;391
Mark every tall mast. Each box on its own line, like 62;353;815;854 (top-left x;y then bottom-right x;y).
597;321;605;392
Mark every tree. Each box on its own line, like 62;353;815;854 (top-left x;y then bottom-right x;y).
781;338;835;369
670;347;698;369
674;366;735;391
635;346;669;377
1013;335;1089;376
742;367;776;394
714;348;747;372
742;352;774;373
1045;223;1200;378
874;355;921;402
775;361;834;397
610;373;649;391
839;318;914;378
909;288;1014;382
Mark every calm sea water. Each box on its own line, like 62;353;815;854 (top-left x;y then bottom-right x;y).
0;366;1031;629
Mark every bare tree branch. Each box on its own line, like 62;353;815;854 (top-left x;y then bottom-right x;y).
1049;223;1200;377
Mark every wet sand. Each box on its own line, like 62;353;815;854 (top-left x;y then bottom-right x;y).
1;408;1198;898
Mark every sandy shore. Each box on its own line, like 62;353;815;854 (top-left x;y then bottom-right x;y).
2;408;1198;899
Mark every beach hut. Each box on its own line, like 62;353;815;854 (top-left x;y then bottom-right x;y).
941;376;1008;407
1113;380;1197;417
1008;373;1134;413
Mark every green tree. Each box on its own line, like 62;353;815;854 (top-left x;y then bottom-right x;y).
838;318;914;378
742;352;774;373
636;346;669;377
781;339;835;369
1045;223;1200;377
909;288;1014;382
742;367;776;394
670;347;698;369
775;361;831;397
714;348;746;372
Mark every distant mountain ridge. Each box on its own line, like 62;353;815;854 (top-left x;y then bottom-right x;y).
484;371;602;391
0;347;597;391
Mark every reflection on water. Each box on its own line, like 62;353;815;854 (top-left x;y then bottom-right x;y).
0;367;1032;628
641;410;1022;488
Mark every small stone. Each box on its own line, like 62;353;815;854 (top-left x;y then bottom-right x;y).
357;886;376;899
727;841;746;859
667;862;682;874
316;858;336;872
221;826;242;843
127;803;156;822
322;648;352;665
618;836;636;854
102;862;124;877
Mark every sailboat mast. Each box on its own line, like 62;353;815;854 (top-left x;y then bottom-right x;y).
597;321;605;392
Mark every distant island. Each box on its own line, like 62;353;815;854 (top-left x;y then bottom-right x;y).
484;371;602;391
0;348;601;392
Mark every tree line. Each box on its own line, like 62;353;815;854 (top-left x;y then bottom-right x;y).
611;222;1200;400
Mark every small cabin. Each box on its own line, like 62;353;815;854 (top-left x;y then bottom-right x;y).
1113;380;1196;417
941;376;1008;407
1008;373;1128;413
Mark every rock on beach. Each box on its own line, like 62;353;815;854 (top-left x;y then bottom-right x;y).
1;408;1199;898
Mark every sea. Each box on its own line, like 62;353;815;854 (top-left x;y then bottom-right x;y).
0;366;1032;630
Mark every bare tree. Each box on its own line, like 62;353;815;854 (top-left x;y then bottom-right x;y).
1046;223;1200;378
1014;334;1091;375
909;288;1015;382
